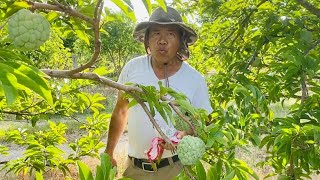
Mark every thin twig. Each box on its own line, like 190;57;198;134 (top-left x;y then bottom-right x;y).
166;100;196;136
220;0;268;46
52;0;65;9
29;1;94;24
301;74;308;103
304;39;320;55
0;110;51;116
0;161;8;164
55;113;87;125
230;0;268;45
183;166;196;180
295;0;320;19
0;20;8;31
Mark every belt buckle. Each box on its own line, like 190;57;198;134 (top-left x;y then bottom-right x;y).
142;162;157;172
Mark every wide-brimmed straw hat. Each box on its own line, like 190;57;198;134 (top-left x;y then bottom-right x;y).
133;7;198;46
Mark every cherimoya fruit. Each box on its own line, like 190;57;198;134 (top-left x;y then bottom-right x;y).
177;135;205;165
8;9;50;50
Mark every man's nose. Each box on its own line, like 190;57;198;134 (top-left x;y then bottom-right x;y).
158;35;167;45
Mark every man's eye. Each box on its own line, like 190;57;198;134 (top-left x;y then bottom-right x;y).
168;32;175;37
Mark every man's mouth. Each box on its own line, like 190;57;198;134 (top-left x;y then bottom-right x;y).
157;49;167;54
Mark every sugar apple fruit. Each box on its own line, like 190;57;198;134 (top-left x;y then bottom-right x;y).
8;9;50;50
177;135;205;165
172;114;190;131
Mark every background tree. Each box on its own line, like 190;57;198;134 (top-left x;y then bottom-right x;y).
1;0;320;179
100;10;144;77
172;0;320;179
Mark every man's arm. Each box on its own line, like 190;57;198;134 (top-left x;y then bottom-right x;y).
105;91;129;166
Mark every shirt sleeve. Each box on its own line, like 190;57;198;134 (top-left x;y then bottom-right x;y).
191;78;213;114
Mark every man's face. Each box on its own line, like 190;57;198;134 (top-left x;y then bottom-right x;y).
148;24;181;64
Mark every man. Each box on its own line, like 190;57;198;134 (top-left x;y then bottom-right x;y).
105;6;212;180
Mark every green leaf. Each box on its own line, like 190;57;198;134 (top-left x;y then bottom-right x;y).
93;66;113;76
234;159;259;180
207;166;218;180
141;0;152;15
0;71;18;105
155;0;167;11
77;161;94;180
300;29;313;44
128;98;138;108
35;171;44;180
195;160;206;180
223;170;235;180
0;48;33;64
109;168;116;180
96;166;103;180
46;11;59;22
0;62;53;106
123;0;134;9
110;0;136;22
100;153;112;179
75;30;90;45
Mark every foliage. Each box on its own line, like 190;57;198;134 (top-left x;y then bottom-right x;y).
2;121;71;175
127;82;259;179
0;0;167;179
0;145;8;155
77;153;132;180
172;0;320;178
100;11;145;77
1;0;320;179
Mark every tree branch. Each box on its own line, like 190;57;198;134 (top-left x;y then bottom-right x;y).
66;0;104;75
219;0;268;46
128;92;176;150
0;20;8;31
304;39;320;55
301;74;308;103
230;0;268;45
0;110;50;116
29;1;94;24
165;99;196;136
41;70;142;93
41;69;196;142
295;0;320;19
246;37;269;69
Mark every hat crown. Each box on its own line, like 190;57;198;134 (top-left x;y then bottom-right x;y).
149;7;183;23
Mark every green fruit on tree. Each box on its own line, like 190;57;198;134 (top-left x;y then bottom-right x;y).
173;114;190;131
8;9;50;50
177;135;205;165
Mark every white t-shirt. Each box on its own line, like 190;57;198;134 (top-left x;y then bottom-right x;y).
118;55;213;158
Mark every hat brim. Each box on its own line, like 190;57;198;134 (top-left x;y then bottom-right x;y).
133;21;198;45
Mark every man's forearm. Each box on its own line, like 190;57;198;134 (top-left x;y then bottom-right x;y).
105;113;128;156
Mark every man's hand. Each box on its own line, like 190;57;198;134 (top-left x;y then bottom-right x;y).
110;157;117;167
161;131;187;150
175;131;187;139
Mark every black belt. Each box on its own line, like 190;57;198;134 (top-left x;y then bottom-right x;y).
129;155;179;172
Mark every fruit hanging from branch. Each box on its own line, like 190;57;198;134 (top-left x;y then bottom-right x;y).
177;135;206;165
8;9;50;50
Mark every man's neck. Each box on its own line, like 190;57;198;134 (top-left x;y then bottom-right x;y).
151;56;182;79
151;57;182;70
